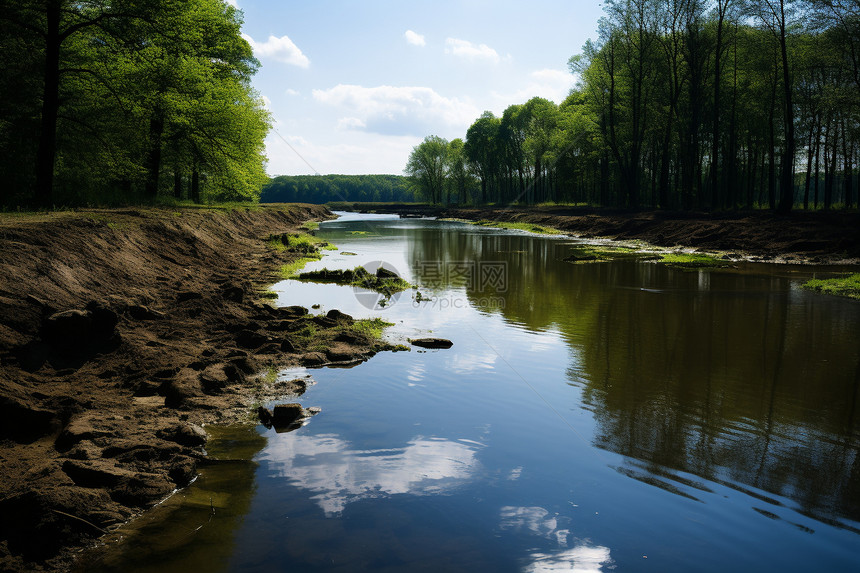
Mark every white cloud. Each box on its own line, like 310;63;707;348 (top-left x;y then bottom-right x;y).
263;433;482;515
404;29;426;46
264;130;421;175
225;0;238;6
312;84;479;136
285;88;300;96
492;68;574;106
243;33;309;67
337;117;366;130
445;37;500;63
261;95;272;109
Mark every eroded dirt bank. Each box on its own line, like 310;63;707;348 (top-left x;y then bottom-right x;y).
340;204;860;264
0;205;391;572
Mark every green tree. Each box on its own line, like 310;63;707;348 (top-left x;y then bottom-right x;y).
405;135;449;204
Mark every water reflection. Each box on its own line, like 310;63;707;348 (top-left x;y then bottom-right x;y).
500;506;612;572
262;433;483;516
383;219;860;527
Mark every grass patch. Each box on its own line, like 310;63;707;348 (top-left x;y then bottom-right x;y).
563;245;644;263
295;266;412;295
660;253;732;269
280;254;322;278
473;220;561;235
351;318;395;340
802;273;860;300
302;221;320;231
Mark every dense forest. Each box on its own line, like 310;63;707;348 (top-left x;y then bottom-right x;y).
260;174;414;204
407;0;860;211
0;0;270;208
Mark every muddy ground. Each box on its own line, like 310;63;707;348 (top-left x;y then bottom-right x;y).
2;203;858;572
0;205;397;572
339;204;860;264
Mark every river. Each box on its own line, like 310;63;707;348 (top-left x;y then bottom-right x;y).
82;213;860;572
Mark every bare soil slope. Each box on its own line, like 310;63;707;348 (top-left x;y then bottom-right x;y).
0;205;386;572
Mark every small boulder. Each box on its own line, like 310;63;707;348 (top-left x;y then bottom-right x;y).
410;338;453;349
158;423;207;447
235;329;268;349
325;309;353;322
271;404;304;428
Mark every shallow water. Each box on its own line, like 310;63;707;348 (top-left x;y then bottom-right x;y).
89;214;860;572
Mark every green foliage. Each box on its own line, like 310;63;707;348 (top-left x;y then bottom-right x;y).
351;318;396;340
405;135;450;204
261;175;413;204
473;220;562;235
802;273;860;299
295;266;412;295
660;253;732;269
0;0;270;208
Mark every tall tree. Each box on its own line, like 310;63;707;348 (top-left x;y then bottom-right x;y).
405;135;448;204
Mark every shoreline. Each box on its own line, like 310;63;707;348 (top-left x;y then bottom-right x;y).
329;203;860;265
0;205;394;572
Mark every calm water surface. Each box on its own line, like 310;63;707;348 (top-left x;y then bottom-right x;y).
88;213;860;572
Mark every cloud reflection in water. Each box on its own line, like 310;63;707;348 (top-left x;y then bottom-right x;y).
262;434;482;516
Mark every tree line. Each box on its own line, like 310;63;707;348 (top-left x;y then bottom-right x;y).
260;174;415;204
407;0;860;212
0;0;270;208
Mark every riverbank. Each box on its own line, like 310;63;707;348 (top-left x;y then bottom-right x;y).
329;203;860;264
0;205;392;572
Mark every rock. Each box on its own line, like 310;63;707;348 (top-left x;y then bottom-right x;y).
162;368;203;408
199;363;243;394
157;423;207;447
55;415;112;452
230;356;259;375
41;310;92;347
235;329;268;349
300;352;326;366
325;348;361;362
311;316;337;328
271;404;304;428
127;304;165;320
41;305;118;352
168;456;197;486
334;331;367;345
325;309;353;322
256;406;273;427
257;342;281;354
278;305;308;319
280;338;296;353
410;338;453;349
85;301;119;341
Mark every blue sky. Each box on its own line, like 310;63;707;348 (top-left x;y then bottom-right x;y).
230;1;606;176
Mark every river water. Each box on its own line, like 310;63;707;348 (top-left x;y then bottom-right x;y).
85;213;860;572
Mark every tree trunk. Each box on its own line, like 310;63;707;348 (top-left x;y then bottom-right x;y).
776;5;795;214
34;0;62;207
144;115;164;198
191;168;200;203
173;169;183;200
